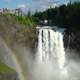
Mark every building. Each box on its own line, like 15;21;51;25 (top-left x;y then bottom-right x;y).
0;9;3;13
0;8;22;16
3;8;10;14
15;8;22;16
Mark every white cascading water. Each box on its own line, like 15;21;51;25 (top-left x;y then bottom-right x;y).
37;27;65;69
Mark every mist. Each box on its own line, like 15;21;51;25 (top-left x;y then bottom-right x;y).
0;35;80;80
27;49;80;80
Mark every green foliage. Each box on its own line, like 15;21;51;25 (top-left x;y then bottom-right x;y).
16;15;36;27
33;2;80;30
0;61;15;73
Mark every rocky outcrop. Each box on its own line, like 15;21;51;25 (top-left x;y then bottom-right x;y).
0;73;17;80
0;14;37;80
0;14;37;51
63;29;80;54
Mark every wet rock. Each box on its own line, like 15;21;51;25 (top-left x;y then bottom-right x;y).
0;73;17;80
63;29;80;53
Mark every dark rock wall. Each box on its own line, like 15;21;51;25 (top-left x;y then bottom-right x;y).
0;73;17;80
63;29;80;53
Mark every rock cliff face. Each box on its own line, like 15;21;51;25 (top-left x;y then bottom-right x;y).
63;29;80;54
0;73;17;80
0;14;37;51
0;14;37;80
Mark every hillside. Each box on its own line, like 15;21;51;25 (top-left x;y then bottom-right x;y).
0;14;37;50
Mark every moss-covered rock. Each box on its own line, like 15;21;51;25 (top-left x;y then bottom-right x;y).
64;29;80;54
0;61;17;80
0;61;15;73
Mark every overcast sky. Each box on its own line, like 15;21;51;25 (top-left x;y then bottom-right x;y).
0;0;78;13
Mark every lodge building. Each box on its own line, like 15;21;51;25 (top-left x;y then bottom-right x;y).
0;8;22;16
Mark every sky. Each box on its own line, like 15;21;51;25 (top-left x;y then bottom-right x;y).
0;0;77;13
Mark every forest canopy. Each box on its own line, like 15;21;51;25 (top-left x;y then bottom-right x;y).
33;2;80;30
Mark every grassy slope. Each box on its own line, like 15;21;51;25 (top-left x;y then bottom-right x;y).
0;61;15;73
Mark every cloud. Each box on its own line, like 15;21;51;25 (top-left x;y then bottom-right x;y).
17;4;26;8
3;0;79;14
3;0;12;3
3;0;65;13
17;0;60;14
30;0;59;12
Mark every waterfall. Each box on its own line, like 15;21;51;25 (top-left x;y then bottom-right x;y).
37;27;65;69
